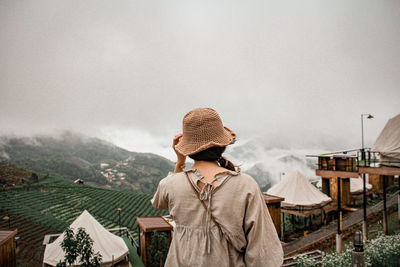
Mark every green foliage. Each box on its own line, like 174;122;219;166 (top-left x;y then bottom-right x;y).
76;228;102;266
295;233;400;267
59;228;78;266
364;233;400;266
56;227;102;267
296;250;352;267
147;231;169;267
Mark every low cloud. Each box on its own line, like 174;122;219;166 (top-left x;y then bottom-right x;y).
0;0;398;157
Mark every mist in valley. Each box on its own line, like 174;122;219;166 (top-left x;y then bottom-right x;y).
0;130;339;192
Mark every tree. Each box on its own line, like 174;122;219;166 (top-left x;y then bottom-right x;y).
147;231;169;267
56;227;102;267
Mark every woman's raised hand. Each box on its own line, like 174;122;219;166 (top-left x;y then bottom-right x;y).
173;134;186;172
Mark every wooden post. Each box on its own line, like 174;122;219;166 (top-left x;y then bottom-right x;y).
362;173;368;242
383;175;388;234
263;194;284;237
398;176;400;224
341;178;351;205
321;210;323;225
291;214;295;232
281;213;284;241
337;177;342;254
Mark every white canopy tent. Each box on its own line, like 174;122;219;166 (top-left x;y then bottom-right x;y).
43;210;128;266
267;170;331;209
372;114;400;167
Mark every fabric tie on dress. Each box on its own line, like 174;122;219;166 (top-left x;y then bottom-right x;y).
198;180;216;254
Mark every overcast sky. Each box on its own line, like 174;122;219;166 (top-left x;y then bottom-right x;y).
1;0;399;159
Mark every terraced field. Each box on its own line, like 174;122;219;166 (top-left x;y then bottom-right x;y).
0;176;168;266
0;212;58;267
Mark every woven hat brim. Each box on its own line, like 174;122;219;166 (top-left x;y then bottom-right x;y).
175;126;236;156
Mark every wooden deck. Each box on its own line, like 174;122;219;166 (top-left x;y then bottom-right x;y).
281;203;337;217
316;169;359;178
136;216;173;232
358;166;400;176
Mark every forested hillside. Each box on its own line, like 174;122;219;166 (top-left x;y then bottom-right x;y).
0;132;173;194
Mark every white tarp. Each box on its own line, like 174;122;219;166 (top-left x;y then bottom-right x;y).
350;178;373;193
316;178;372;194
372;114;400;167
43;210;128;267
267;170;331;208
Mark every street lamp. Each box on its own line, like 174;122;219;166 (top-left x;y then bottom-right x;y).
360;113;373;243
3;216;10;228
353;230;363;252
117;208;122;235
361;114;374;150
280;172;285;181
352;230;365;266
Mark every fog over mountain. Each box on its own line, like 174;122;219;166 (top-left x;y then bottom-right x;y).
223;137;324;190
0;131;324;191
0;132;174;194
1;0;399;187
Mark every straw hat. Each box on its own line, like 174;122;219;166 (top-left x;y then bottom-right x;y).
175;108;236;156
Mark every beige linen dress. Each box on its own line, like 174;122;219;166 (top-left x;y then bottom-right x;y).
151;169;283;267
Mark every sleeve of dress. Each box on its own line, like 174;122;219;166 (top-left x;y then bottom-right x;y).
243;185;283;267
151;176;169;210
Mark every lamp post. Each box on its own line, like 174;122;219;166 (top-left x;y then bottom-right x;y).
279;172;285;241
117;208;122;235
352;230;365;267
3;216;10;228
336;177;342;254
361;113;373;242
361;114;374;151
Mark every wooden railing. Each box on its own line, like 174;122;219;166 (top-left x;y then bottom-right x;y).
282;250;325;267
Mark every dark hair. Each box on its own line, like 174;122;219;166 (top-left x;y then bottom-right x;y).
188;146;236;171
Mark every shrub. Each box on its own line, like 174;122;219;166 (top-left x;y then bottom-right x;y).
364;233;400;267
295;233;400;267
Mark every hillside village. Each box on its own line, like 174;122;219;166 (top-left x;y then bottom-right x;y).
100;159;130;182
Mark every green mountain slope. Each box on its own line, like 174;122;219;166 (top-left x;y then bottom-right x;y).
0;132;174;194
0;166;169;266
0;174;169;233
